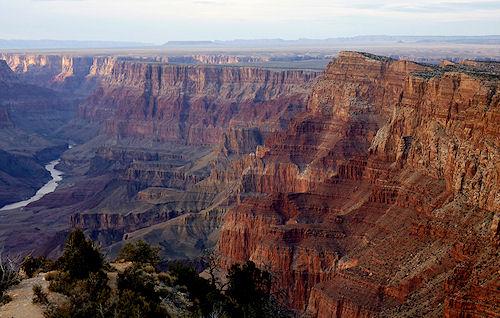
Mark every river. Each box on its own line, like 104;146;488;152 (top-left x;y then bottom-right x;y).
0;159;63;211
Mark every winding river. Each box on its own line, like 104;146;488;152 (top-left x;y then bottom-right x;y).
0;159;63;211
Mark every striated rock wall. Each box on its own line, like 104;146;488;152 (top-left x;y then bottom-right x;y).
3;51;497;317
0;54;62;84
217;52;500;316
79;61;319;145
0;53;116;93
1;53;318;147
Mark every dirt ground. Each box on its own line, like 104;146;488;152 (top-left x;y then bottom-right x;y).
0;273;47;318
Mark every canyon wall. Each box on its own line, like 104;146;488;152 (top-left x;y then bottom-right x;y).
1;51;498;317
79;61;320;145
55;59;319;258
217;52;499;317
0;52;320;260
0;58;72;206
1;53;319;144
0;53;118;93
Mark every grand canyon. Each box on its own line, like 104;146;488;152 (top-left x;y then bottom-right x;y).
0;40;499;317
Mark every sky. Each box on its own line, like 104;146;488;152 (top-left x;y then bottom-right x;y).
0;0;499;43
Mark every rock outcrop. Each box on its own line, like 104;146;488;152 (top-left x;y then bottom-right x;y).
0;53;115;93
217;52;500;316
0;54;319;259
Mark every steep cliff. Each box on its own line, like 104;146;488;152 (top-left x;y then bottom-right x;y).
79;61;319;145
1;51;497;317
0;53;116;93
52;60;318;256
0;54;62;85
0;52;320;262
217;52;500;317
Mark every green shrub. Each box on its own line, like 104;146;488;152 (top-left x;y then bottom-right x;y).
117;240;160;268
114;289;151;318
170;263;223;316
58;229;103;279
43;302;73;318
117;264;157;302
226;261;271;306
44;271;58;281
32;284;49;304
48;271;74;295
0;294;12;305
47;270;114;318
157;272;174;286
116;263;170;317
226;261;275;318
22;256;55;278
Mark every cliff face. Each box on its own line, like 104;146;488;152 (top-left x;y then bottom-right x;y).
0;54;318;145
79;61;319;145
0;58;80;139
0;54;62;84
164;54;267;64
0;53;116;93
1;51;498;317
0;56;318;258
217;52;500;316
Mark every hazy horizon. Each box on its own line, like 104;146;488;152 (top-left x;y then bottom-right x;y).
1;0;499;44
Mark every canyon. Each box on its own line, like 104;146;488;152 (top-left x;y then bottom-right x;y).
0;51;498;317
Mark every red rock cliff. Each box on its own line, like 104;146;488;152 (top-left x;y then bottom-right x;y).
78;61;320;145
218;52;500;317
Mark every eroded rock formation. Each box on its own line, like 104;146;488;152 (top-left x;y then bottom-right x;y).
79;61;319;144
217;52;500;317
1;51;498;317
44;59;319;257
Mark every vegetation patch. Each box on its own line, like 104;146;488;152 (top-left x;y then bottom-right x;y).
27;229;293;317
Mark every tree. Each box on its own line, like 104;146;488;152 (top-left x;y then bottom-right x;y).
21;255;54;278
117;240;160;268
58;229;103;279
202;249;223;289
170;262;223;316
226;261;272;318
116;263;170;317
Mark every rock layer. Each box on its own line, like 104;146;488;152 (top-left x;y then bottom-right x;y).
217;52;500;317
1;51;498;317
79;61;319;145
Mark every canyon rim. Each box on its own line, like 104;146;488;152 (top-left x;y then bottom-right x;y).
0;2;499;317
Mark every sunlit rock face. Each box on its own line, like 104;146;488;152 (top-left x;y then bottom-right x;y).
218;52;500;317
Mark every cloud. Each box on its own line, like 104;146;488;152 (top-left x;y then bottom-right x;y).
1;0;498;42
